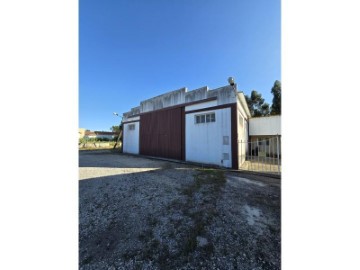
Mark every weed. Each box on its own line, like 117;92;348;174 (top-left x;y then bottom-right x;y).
177;169;226;256
147;216;158;227
82;255;93;265
138;229;153;242
158;244;171;268
181;169;225;198
168;230;175;238
201;242;214;255
183;233;197;255
150;238;160;249
268;225;279;235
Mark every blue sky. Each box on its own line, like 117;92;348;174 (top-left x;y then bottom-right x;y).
79;0;280;131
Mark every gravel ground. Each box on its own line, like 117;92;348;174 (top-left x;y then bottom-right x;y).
79;150;281;269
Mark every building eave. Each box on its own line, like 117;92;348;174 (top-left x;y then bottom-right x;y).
237;92;251;118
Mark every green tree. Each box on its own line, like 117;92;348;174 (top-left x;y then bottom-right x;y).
270;80;281;115
245;90;270;117
110;125;121;132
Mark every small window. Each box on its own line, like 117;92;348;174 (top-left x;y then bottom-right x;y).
222;153;229;160
195;112;215;124
128;124;135;130
195;115;201;124
195;114;205;124
223;136;229;145
206;114;211;122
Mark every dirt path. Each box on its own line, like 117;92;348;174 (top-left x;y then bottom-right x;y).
79;150;281;269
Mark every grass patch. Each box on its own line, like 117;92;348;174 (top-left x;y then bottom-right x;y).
177;169;226;256
182;209;214;256
160;163;174;170
183;233;197;255
182;169;226;197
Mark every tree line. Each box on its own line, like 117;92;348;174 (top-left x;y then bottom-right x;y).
245;80;281;117
110;125;122;132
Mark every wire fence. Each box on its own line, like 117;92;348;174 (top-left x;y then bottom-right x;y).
238;136;281;175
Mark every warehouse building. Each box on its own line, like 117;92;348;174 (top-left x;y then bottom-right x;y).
121;82;251;169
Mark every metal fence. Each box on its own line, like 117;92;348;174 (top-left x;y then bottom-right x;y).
238;136;281;175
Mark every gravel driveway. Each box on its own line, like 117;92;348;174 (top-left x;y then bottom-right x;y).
79;150;281;269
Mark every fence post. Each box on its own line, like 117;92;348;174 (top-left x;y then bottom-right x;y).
268;138;270;172
273;138;276;171
262;139;264;173
257;139;259;172
277;135;280;174
273;137;276;172
272;137;274;172
250;140;252;171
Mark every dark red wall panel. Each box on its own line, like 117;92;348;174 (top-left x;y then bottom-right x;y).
231;104;239;169
140;107;184;160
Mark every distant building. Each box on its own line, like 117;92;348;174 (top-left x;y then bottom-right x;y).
79;128;86;139
83;130;118;140
121;84;252;169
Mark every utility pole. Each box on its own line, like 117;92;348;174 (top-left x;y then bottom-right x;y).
113;112;123;151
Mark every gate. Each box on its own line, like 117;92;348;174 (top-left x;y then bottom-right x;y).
239;136;281;175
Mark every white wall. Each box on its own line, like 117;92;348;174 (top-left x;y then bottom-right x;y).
249;115;281;136
124;116;140;122
123;122;140;154
237;107;247;142
185;108;232;168
185;100;217;111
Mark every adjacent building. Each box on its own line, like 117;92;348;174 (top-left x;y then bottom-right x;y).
249;115;281;157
